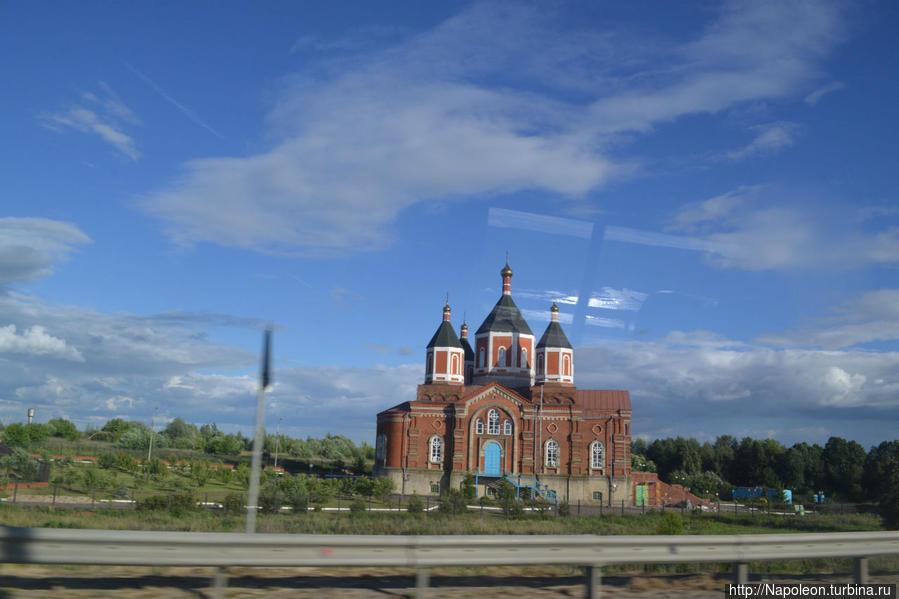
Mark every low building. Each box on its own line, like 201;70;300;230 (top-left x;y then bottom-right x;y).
374;263;633;505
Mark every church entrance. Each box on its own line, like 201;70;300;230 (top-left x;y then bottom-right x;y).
483;442;502;476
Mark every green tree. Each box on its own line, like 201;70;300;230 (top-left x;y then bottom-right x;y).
163;418;199;449
863;441;899;501
0;448;39;480
822;437;866;500
48;418;80;441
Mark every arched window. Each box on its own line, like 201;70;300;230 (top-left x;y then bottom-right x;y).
537;353;544;374
451;354;459;375
497;347;506;367
475;419;484;434
591;441;604;470
503;420;512;435
563;354;571;376
478;347;485;368
545;439;559;468
426;353;433;374
521;347;528;368
376;434;387;462
429;436;443;463
487;409;500;435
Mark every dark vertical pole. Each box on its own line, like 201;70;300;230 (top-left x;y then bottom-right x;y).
854;557;869;584
733;563;748;585
12;479;18;504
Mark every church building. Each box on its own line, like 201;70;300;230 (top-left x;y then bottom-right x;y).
374;263;633;505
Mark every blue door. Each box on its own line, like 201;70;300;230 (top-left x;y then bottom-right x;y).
484;442;501;475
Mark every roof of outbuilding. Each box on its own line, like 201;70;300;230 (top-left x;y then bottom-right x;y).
536;321;572;349
426;321;463;349
475;295;533;335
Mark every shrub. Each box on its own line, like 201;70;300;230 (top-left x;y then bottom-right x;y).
98;452;116;470
349;497;367;513
557;500;571;517
407;492;424;513
657;511;684;535
461;473;476;499
222;493;244;514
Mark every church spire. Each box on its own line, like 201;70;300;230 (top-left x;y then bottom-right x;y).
501;259;513;296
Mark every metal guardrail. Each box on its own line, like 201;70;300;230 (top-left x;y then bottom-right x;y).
1;527;897;597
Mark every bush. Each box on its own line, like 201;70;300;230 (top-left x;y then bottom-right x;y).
349;497;367;513
407;492;424;513
222;493;244;514
98;452;116;469
657;511;684;535
137;492;198;513
557;500;571;517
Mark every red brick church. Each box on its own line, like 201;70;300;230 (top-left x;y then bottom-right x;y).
374;263;634;505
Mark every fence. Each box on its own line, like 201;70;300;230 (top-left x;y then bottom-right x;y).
1;527;896;598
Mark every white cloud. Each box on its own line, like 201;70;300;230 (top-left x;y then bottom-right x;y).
0;217;91;288
575;333;899;445
143;1;846;255
40;83;141;160
664;188;899;271
0;324;84;361
804;81;844;106
726;122;799;161
758;289;899;348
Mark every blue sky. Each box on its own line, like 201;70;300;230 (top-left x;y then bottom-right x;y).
2;1;898;448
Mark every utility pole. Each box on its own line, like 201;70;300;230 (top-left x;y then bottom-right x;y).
273;417;282;470
246;327;273;534
147;406;159;461
537;383;544;481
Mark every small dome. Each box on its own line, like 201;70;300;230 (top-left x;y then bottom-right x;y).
501;262;513;277
551;302;559;312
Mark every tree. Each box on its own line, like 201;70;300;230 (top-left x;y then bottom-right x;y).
863;441;899;501
163;418;199;449
822;437;865;500
48;418;80;441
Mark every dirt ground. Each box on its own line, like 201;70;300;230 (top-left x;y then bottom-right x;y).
0;565;896;599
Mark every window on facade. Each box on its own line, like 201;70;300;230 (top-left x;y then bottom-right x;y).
429;436;443;463
479;347;485;368
521;347;527;368
592;491;603;501
476;418;484;434
375;434;387;462
545;439;559;468
430;483;440;494
451;354;458;375
427;353;433;374
497;347;506;367
537;353;544;374
503;420;512;435
563;354;570;376
487;409;500;434
591;441;604;470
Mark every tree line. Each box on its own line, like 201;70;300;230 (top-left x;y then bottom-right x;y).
631;435;899;505
0;417;373;470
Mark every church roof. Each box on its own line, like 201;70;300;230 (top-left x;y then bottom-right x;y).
577;390;631;415
426;321;463;349
476;295;533;335
460;336;474;360
536;321;572;349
